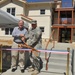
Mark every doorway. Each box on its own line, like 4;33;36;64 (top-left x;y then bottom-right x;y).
59;28;71;43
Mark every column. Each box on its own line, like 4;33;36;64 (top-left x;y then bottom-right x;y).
58;27;59;42
72;10;74;24
58;11;60;24
71;28;73;43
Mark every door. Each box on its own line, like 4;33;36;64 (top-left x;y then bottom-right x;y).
59;28;71;43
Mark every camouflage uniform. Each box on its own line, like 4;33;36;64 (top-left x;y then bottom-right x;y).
26;24;42;75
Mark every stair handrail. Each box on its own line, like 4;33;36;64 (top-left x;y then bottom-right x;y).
66;48;70;75
71;49;74;75
45;30;55;70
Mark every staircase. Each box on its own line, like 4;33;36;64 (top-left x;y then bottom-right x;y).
40;42;73;75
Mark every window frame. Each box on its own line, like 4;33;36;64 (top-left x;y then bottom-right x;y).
7;8;16;16
39;27;44;32
5;28;13;35
40;9;45;15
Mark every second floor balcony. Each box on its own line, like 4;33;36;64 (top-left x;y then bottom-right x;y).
53;18;74;25
60;18;72;24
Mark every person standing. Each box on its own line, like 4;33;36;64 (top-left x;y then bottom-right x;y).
24;20;43;75
11;20;28;73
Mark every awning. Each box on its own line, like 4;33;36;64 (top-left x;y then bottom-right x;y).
0;9;28;28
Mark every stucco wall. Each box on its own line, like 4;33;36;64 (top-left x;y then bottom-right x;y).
26;4;52;38
0;2;52;39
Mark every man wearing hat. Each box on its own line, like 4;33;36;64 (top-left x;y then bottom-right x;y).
23;20;43;75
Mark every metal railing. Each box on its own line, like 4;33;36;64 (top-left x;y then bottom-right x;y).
0;45;70;75
71;49;74;75
45;47;70;75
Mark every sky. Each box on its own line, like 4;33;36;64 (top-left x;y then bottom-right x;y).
26;0;53;2
62;0;72;7
26;0;73;7
26;0;72;2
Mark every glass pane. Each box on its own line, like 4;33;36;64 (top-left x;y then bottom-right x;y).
12;8;15;16
40;9;45;14
5;28;9;35
61;18;67;24
12;8;15;12
7;8;10;13
10;28;13;35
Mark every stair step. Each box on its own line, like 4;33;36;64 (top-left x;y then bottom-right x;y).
41;67;71;74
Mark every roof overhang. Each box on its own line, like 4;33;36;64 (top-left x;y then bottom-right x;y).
0;0;7;4
21;14;33;23
0;0;26;5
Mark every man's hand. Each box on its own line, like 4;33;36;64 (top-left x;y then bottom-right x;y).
21;37;25;41
19;34;24;37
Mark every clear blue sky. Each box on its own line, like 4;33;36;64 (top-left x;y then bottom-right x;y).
27;0;72;2
62;0;72;7
27;0;53;2
27;0;73;7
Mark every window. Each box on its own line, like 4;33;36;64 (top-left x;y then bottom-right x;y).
40;9;45;14
7;8;15;16
60;11;72;24
40;27;44;32
5;28;9;35
5;28;13;35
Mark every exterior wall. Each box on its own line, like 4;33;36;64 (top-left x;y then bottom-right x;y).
0;29;5;36
26;4;52;39
0;1;24;36
0;2;52;40
0;2;23;19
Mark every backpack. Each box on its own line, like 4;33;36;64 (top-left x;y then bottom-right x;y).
30;56;43;72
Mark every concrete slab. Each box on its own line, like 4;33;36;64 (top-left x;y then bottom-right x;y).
1;68;64;75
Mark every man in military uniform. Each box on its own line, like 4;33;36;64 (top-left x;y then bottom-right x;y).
25;20;43;75
11;20;28;73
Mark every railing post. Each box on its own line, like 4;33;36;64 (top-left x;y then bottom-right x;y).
66;47;70;75
71;49;74;75
0;44;2;73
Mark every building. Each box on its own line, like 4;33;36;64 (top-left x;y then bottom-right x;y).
52;0;75;43
0;0;75;43
0;0;53;40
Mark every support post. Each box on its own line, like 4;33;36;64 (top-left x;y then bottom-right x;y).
0;44;2;72
71;49;74;75
66;47;70;75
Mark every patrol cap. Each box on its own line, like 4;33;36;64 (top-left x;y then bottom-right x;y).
31;20;37;24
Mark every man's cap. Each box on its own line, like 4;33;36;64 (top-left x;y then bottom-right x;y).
31;20;37;24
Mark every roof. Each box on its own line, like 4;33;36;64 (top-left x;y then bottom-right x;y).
21;14;33;23
26;0;59;3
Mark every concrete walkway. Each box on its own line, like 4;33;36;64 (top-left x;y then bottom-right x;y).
1;67;65;75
